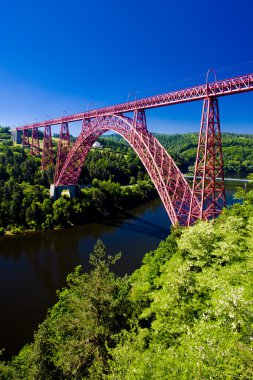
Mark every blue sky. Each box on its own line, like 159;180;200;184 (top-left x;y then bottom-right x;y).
0;0;253;135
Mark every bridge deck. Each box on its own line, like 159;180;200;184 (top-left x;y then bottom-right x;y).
16;72;253;130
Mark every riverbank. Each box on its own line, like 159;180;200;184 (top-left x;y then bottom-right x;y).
2;178;251;237
2;192;253;379
0;183;247;361
0;179;157;237
0;196;170;361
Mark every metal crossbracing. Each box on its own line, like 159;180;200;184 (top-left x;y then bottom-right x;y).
54;123;71;183
55;112;200;226
30;127;41;156
188;98;226;225
41;125;54;170
16;71;253;226
16;72;253;130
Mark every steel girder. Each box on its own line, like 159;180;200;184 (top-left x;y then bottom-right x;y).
17;72;253;131
54;123;70;183
30;127;41;156
41;125;54;170
188;98;225;225
22;129;30;147
15;70;253;226
55;111;199;226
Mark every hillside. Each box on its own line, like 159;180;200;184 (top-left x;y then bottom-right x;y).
0;127;154;235
0;127;253;378
1;126;253;235
1;189;253;379
100;132;253;177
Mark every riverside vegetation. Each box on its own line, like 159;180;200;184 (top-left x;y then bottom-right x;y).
1;127;253;234
0;129;253;380
0;188;253;379
1;127;253;378
0;127;156;235
104;132;253;177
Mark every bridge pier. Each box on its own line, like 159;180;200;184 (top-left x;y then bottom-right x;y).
15;72;252;225
188;97;225;225
10;129;22;144
50;184;79;199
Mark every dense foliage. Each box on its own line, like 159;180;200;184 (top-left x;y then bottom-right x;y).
108;191;253;379
1;127;253;235
102;132;253;177
0;127;153;234
79;146;147;185
1;127;253;378
1;189;253;379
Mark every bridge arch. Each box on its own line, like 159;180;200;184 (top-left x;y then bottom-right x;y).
55;114;198;226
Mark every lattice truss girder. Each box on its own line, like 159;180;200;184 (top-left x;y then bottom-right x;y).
54;123;71;183
30;127;41;156
17;73;253;131
22;129;30;147
41;125;54;170
188;97;225;224
55;111;199;226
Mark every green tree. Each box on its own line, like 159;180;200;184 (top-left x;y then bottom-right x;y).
2;241;129;380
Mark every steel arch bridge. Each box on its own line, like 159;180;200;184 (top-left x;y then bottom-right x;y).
15;71;253;226
54;112;199;226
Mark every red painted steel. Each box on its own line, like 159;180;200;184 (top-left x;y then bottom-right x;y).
22;129;30;147
15;71;253;226
54;123;70;183
188;98;225;225
30;127;41;156
16;72;253;131
55;111;200;226
41;125;54;170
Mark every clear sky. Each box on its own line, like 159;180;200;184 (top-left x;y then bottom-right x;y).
0;0;253;135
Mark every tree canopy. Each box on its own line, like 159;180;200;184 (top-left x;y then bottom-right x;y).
1;189;253;379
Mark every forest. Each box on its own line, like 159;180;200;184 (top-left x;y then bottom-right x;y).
0;187;253;379
0;127;155;234
100;132;253;177
0;126;253;378
1;127;253;235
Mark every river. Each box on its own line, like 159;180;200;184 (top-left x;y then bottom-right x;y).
0;182;249;360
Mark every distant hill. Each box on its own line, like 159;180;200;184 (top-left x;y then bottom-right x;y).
100;132;253;177
3;126;253;177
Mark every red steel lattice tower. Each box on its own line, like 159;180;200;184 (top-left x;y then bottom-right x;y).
188;98;226;225
54;122;70;182
30;127;41;156
16;71;253;226
41;125;54;170
22;128;30;147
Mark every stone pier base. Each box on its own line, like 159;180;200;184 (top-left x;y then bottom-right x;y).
10;129;22;144
50;184;79;199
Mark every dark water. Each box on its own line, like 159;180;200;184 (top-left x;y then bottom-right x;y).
0;183;247;360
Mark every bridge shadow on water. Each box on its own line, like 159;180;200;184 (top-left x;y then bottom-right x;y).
98;210;169;240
